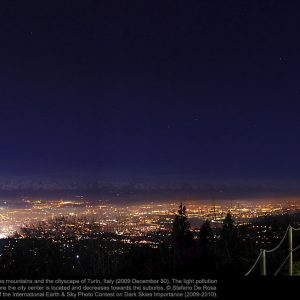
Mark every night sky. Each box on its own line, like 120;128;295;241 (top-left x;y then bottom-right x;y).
1;1;300;199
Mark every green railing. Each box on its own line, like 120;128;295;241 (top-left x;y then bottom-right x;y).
245;225;300;276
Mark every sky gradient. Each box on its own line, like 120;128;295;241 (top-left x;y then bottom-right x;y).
1;1;300;199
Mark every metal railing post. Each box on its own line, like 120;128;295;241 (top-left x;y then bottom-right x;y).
289;225;293;276
261;249;266;276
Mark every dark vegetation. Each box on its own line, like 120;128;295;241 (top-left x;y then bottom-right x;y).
0;204;299;277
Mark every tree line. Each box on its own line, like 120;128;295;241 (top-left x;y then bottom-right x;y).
0;203;297;277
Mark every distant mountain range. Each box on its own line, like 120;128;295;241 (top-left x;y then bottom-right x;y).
0;176;299;201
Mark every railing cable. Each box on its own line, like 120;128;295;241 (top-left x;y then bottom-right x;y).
245;225;300;276
265;226;289;253
274;244;300;276
291;226;300;231
245;251;263;276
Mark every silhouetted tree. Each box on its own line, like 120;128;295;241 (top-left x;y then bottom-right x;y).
216;212;240;275
219;212;236;258
173;203;193;246
199;219;213;249
196;219;216;274
223;212;235;230
172;203;194;274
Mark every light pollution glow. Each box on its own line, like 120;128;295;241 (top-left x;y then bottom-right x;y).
0;197;300;238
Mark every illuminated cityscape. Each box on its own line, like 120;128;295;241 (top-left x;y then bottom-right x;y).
1;197;300;242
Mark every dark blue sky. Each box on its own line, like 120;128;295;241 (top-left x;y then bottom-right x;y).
1;0;300;194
